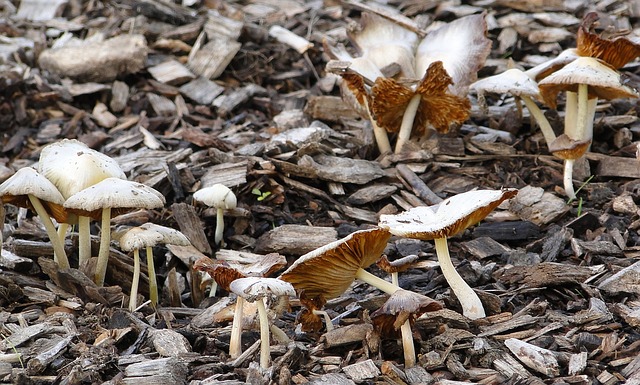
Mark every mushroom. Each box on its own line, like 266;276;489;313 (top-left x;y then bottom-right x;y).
38;139;126;266
379;189;518;320
63;178;165;286
120;223;190;310
371;289;442;368
0;167;70;269
229;277;295;369
297;291;333;332
193;184;237;247
376;254;420;286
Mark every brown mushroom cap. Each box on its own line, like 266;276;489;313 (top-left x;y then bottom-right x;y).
576;12;640;69
279;228;391;299
193;257;247;292
548;134;592;160
376;254;420;274
371;289;442;337
297;291;327;332
379;189;518;240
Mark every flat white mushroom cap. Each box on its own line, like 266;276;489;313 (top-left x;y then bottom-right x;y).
120;227;164;251
193;183;237;209
0;167;65;205
379;189;518;240
229;277;295;303
471;68;541;98
38;139;126;199
139;223;191;246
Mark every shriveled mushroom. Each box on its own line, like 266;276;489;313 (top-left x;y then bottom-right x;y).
379;189;518;319
0;167;70;269
193;184;237;247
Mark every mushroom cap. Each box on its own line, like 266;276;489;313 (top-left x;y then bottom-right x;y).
471;68;541;99
193;183;237;209
538;56;638;109
371;289;442;336
376;254;420;274
279;227;391;299
548;134;592;160
0;167;68;222
524;48;579;82
378;188;518;240
229;276;295;303
38;139;126;199
63;177;165;219
193;257;247;292
576;12;640;69
139;223;191;246
297;291;327;332
120;227;164;251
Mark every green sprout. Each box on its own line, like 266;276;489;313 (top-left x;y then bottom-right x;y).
251;188;272;202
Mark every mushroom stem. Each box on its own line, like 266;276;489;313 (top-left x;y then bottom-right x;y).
28;195;69;270
400;318;416;368
563;159;576;200
146;246;158;307
394;94;422;154
129;249;141;311
434;237;485;319
521;95;556;145
78;216;91;266
313;309;334;332
55;223;69;266
576;84;589;141
364;102;391;155
94;208;112;286
256;298;271;369
215;207;225;246
565;91;578;139
391;271;399;286
229;296;245;359
355;268;400;295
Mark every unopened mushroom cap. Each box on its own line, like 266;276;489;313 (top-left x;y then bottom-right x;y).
471;68;541;99
193;184;237;209
539;56;638;109
38;139;126;199
0;167;68;222
63;177;165;218
229;276;295;303
379;189;518;240
371;289;442;336
279;228;391;299
120;227;164;251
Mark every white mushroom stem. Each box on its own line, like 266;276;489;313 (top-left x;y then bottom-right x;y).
78;216;92;266
394;94;422;154
355;268;400;295
390;271;417;368
146;246;158;307
520;96;556;145
563;159;576;200
391;272;399;286
95;208;112;286
229;296;245;359
313;309;334;332
576;84;589;141
434;237;485;319
364;102;391;154
256;298;271;369
28;195;70;270
55;223;69;266
215;207;225;246
129;248;141;312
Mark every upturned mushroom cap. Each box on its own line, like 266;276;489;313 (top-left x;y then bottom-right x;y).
379;189;518;240
539;56;638;109
279;228;391;299
548;134;592;160
524;48;579;82
229;276;295;303
471;68;542;99
0;167;67;222
63;177;165;219
193;183;237;209
576;12;640;69
38;139;126;199
371;289;442;336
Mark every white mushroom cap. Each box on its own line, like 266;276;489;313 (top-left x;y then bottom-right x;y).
0;167;67;222
139;223;191;246
471;68;542;99
38;139;126;199
524;48;579;82
193;183;237;209
229;277;295;303
120;227;163;251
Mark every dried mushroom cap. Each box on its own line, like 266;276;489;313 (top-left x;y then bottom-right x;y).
279;228;391;299
63;177;165;218
576;12;640;69
548;134;592;160
471;68;541;99
193;183;237;209
139;223;190;246
0;167;68;223
539;57;638;109
371;289;442;336
230;277;295;303
376;254;419;274
193;257;247;292
297;291;327;332
119;227;163;251
38;139;126;199
414;13;491;97
371;61;471;135
379;189;518;240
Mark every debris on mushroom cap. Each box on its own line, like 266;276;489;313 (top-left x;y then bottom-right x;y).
538;57;638;109
471;68;542;99
279;228;391;299
229;277;295;303
548;134;592;160
297;291;327;332
193;183;237;209
119;227;163;251
414;13;491;98
63;177;165;218
38;139;126;199
376;254;420;274
371;61;471;135
378;189;518;240
0;167;68;223
193;257;247;292
576;12;640;69
371;289;443;336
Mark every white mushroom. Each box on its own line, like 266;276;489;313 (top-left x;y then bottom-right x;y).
193;184;237;247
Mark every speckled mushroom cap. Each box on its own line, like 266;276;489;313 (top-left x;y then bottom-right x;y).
0;167;67;222
471;68;542;99
279;228;392;299
538;56;638;109
378;189;518;240
229;276;295;303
